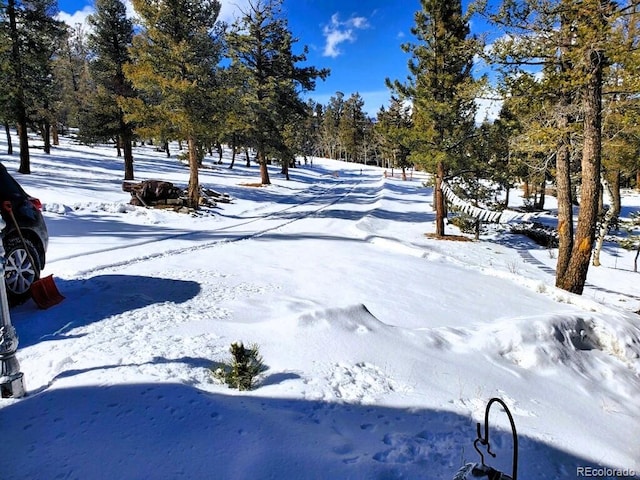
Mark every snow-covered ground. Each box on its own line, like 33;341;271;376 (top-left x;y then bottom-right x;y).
0;133;639;479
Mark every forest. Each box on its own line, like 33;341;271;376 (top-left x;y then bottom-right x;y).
2;0;640;295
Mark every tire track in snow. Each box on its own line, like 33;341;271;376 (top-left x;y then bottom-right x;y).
68;178;371;278
47;183;336;264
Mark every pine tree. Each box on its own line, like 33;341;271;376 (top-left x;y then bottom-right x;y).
226;0;328;185
123;0;224;208
375;96;412;174
299;99;322;161
319;93;344;160
218;66;254;169
337;93;367;163
85;0;136;180
281;100;316;171
51;24;93;137
484;0;630;293
389;0;482;236
484;101;522;208
0;30;12;151
1;0;64;172
592;7;640;265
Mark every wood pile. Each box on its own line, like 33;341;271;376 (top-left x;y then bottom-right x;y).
122;180;233;211
122;179;183;207
201;188;233;204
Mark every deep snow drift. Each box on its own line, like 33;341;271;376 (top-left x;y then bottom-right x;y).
0;134;639;479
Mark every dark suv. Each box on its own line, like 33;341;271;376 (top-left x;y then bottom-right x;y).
0;163;49;305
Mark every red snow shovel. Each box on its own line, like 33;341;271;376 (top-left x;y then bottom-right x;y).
29;274;64;309
2;201;64;309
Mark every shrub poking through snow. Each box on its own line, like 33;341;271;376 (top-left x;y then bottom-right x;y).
213;341;266;391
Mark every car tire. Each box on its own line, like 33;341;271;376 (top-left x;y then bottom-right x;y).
3;236;41;306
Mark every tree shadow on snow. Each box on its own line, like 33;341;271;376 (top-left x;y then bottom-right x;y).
0;382;634;480
11;275;201;348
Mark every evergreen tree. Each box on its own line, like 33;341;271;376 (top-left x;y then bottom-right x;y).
389;0;482;236
593;10;640;264
0;29;13;151
30;16;64;155
124;0;224;207
484;0;632;294
219;66;253;169
338;93;367;163
85;0;136;179
498;103;535;208
281;99;316;168
494;75;564;209
51;24;92;137
1;0;65;172
319;92;344;159
375;96;412;173
299;99;322;160
227;0;328;185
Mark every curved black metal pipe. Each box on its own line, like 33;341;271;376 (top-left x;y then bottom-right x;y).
475;397;518;480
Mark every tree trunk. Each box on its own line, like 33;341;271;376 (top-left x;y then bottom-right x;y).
42;98;52;154
8;0;30;174
122;132;134;181
258;142;271;185
187;136;200;208
216;143;223;164
281;155;290;180
557;6;579;285
610;169;621;230
43;120;51;154
4;122;13;155
555;113;573;281
52;122;59;146
17;123;30;174
229;136;237;169
435;160;446;237
535;178;546;210
556;49;604;294
592;175;617;266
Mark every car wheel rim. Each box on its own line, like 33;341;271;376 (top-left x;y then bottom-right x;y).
5;247;37;294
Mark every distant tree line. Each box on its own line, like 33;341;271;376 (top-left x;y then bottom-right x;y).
2;0;640;294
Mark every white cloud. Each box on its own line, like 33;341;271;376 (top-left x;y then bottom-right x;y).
219;0;251;24
322;13;370;58
350;16;368;29
475;96;503;123
57;0;136;31
56;6;94;29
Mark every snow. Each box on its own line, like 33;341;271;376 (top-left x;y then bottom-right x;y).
1;134;639;479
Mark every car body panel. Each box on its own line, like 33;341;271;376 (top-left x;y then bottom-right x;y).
0;162;49;304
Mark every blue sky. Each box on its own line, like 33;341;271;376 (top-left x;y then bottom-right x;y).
57;0;498;119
